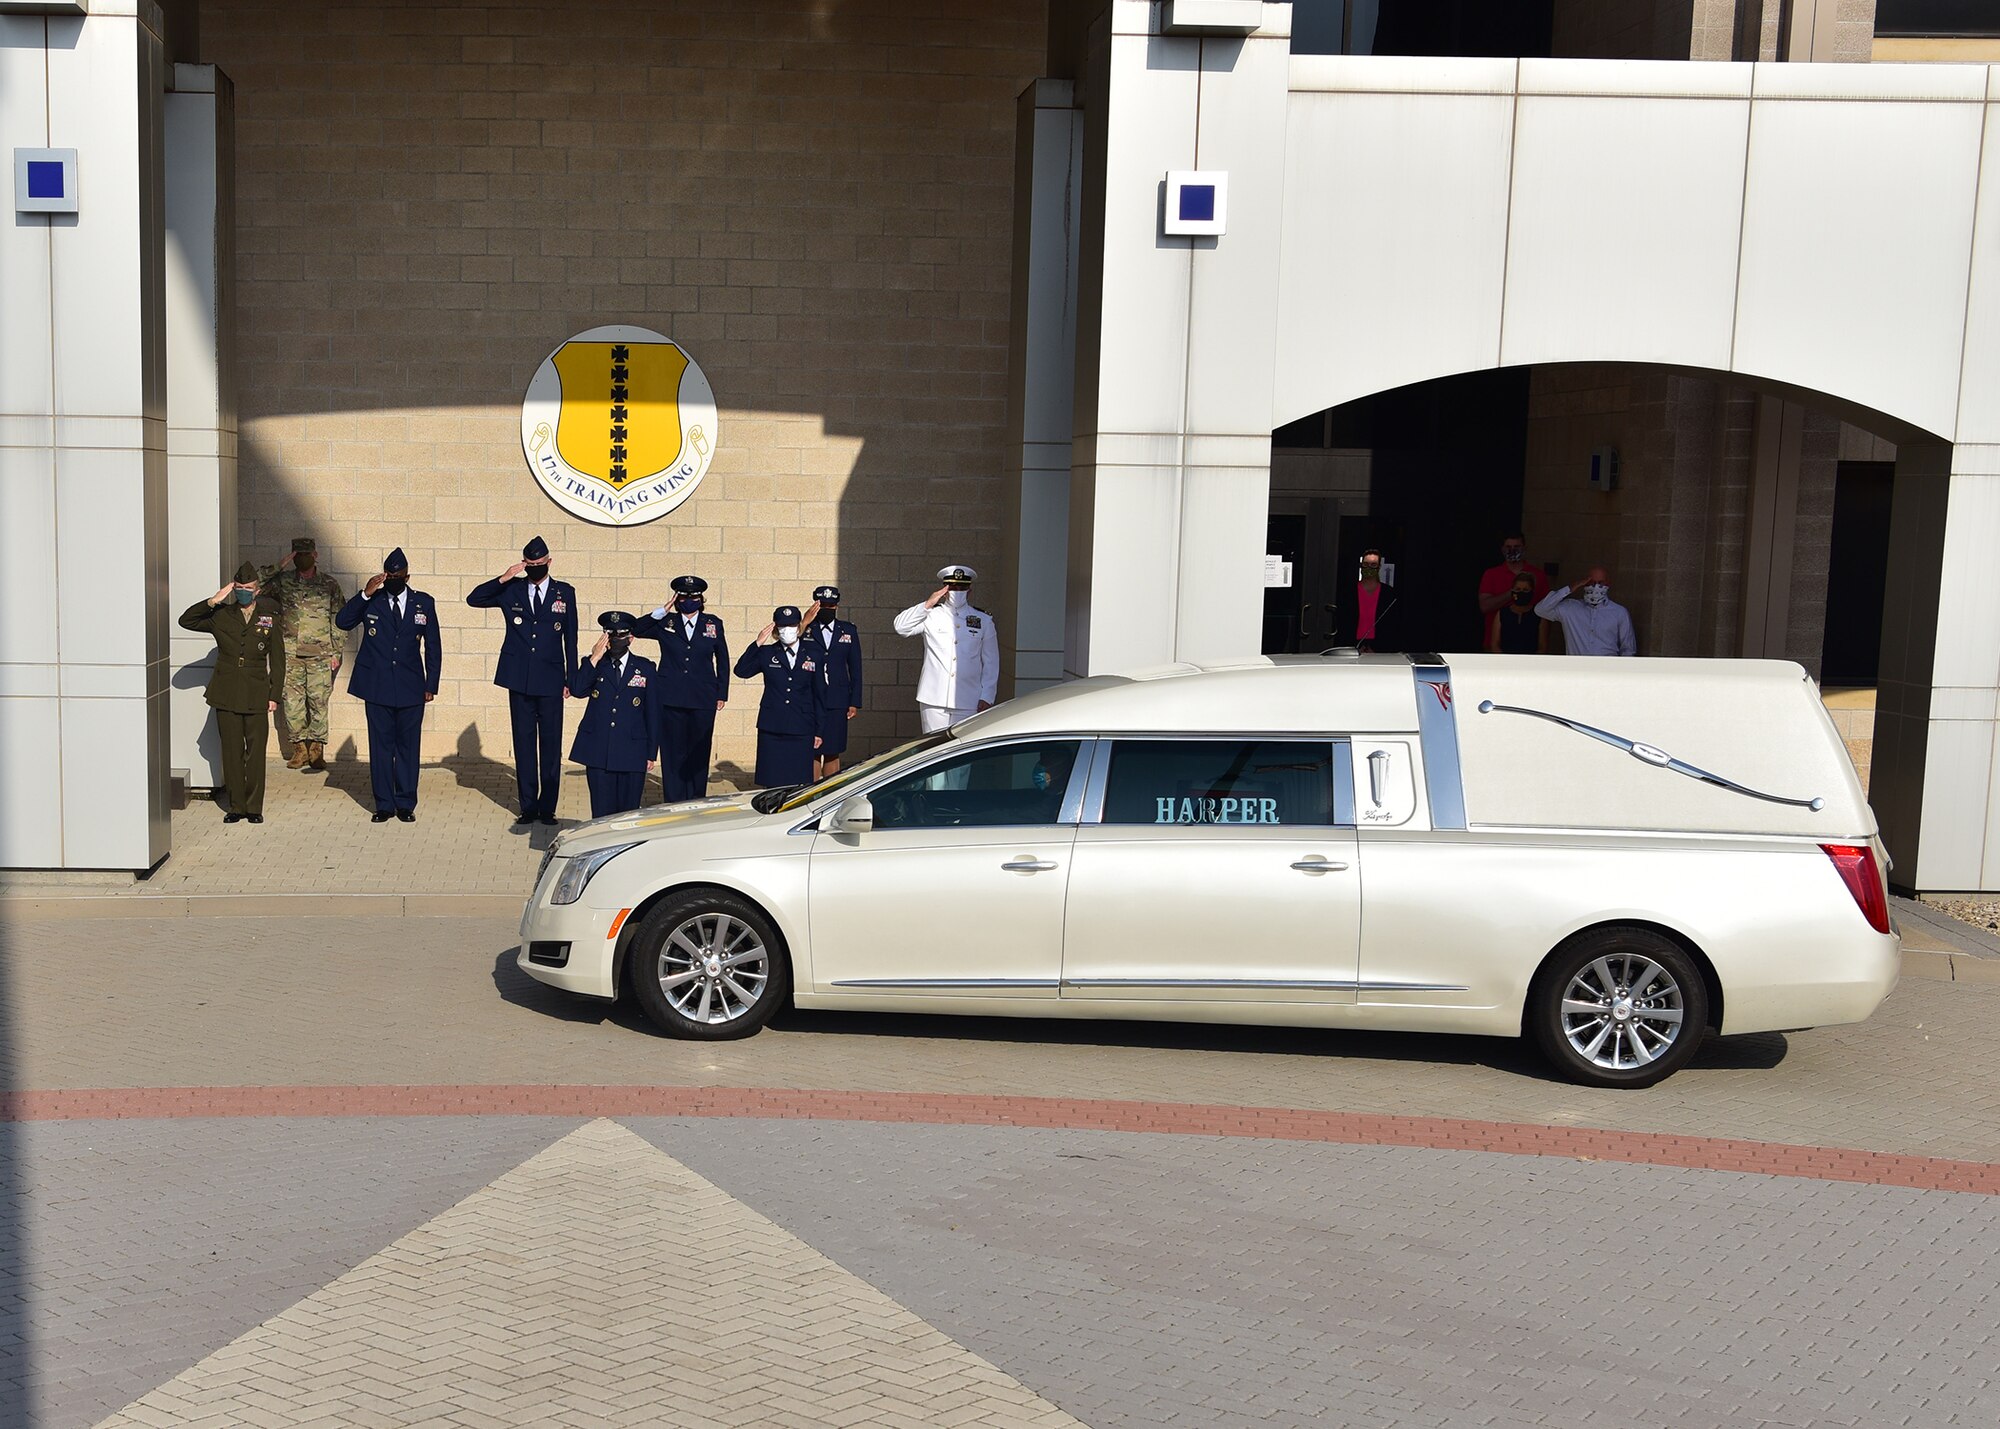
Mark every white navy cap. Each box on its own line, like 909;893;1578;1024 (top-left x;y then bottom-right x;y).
937;564;976;584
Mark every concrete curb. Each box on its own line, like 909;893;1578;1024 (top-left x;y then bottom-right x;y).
0;893;523;920
1898;948;2000;985
1893;895;2000;959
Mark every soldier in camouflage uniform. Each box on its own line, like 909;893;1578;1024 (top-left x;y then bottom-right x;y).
258;537;346;770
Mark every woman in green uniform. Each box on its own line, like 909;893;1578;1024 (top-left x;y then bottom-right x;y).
179;560;287;823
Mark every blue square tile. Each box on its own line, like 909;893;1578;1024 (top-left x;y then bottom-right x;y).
26;160;65;200
1178;183;1216;223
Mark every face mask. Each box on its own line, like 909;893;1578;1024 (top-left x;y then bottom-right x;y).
382;575;408;597
1581;583;1609;607
1032;766;1052;792
676;597;703;614
944;588;968;607
1360;565;1381;581
608;634;631;656
525;563;550;583
1502;547;1525;563
234;588;257;606
816;607;837;624
777;626;800;646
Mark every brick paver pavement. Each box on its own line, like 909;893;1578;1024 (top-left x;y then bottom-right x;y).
91;1120;1083;1429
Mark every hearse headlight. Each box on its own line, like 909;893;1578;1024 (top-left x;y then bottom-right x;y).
549;843;636;905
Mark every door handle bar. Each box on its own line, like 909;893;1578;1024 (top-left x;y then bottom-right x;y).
1290;859;1350;873
1001;858;1058;872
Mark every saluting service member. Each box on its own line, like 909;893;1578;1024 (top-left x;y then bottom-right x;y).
802;584;863;779
635;574;730;800
335;547;441;823
468;535;578;826
569;611;660;819
733;605;824;789
893;563;998;732
257;536;344;772
179;561;286;824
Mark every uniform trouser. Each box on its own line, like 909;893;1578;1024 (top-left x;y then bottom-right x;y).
215;707;269;816
660;704;717;801
363;701;423;812
919;704;974;734
584;766;646;819
282;655;336;744
508;690;564;817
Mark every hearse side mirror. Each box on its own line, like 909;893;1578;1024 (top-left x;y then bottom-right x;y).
827;795;873;834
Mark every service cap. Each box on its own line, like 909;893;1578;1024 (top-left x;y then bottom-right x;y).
671;574;709;595
597;610;635;633
773;605;802;625
233;560;260;585
812;584;840;604
383;547;409;573
937;564;976;584
522;535;550;562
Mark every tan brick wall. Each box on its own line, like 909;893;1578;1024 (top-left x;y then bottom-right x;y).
200;0;1046;774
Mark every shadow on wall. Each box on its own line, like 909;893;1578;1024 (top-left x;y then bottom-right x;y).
201;0;1047;788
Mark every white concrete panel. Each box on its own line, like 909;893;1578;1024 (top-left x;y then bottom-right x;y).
1928;687;2000;721
0;696;63;867
46;12;148;419
0;17;54;419
1288;54;1518;94
59;663;149;698
1077;464;1182;673
1519;58;1751;99
0;664;58;698
55;445;149;667
1173;465;1268;663
1735;96;1983;440
1929;472;2000;688
1088;34;1199;436
0;444;59;666
1751;60;1987;102
1501;94;1748;372
1953;103;2000;446
1274;90;1514;426
168;447;225;601
58;694;153;868
1915;716;1995;889
1183;29;1291;435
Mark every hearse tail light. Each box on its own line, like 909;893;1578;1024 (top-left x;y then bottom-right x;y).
1820;844;1890;935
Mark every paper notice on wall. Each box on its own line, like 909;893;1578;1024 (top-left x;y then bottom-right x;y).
1264;555;1292;588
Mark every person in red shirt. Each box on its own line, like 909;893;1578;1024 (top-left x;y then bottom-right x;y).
1477;533;1548;648
1334;548;1399;651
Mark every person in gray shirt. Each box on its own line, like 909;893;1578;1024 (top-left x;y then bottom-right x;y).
1535;565;1637;656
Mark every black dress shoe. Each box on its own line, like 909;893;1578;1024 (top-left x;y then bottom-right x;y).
247;814;264;824
537;814;558;826
396;810;416;823
223;812;243;824
371;811;391;823
513;812;534;826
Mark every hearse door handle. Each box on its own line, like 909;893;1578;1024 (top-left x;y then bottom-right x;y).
1290;857;1350;874
1001;857;1058;873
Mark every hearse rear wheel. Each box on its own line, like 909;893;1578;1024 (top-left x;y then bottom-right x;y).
628;890;788;1041
1530;928;1709;1089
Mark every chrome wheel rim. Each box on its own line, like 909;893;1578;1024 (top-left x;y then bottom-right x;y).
658;913;768;1025
1561;953;1686;1071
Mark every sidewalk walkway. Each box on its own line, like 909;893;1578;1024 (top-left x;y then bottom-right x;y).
0;757;743;910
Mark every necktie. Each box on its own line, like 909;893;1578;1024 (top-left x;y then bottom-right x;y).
531;585;540;616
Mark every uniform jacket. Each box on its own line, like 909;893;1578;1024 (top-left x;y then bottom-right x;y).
179;596;287;714
634;607;731;708
733;641;825;736
467;575;578;697
335;586;442;707
893;599;998;709
254;565;346;656
807;617;864;711
568;651;661;773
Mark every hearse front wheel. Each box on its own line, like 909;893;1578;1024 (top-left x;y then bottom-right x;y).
628;891;788;1041
1530;928;1709;1089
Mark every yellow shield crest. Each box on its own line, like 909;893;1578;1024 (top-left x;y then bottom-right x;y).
551;340;689;489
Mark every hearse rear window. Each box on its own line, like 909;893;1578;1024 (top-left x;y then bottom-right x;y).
1102;740;1336;826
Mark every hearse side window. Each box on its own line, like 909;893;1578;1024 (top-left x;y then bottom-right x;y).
1101;740;1336;827
867;740;1083;830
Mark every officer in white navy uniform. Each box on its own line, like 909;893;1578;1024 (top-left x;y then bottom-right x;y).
733;605;824;789
466;534;578;826
569;610;660;820
802;583;863;779
634;574;730;801
893;564;998;733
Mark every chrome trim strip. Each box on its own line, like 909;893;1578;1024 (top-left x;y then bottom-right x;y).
1059;978;1470;993
1476;700;1826;812
1332;737;1354;826
1409;659;1468;830
830;978;1061;989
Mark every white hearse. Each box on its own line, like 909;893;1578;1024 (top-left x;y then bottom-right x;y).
517;654;1897;1087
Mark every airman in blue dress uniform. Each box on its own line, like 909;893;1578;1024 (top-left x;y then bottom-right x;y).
733;605;825;789
467;535;579;826
335;547;442;823
634;574;730;800
569;610;661;819
802;584;863;779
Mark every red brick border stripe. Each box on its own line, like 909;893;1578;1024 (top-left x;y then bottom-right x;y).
5;1084;1996;1195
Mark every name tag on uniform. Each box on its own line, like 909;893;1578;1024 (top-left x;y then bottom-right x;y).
415;612;428;625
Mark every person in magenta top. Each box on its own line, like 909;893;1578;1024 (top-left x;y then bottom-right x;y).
1334;548;1398;651
1477;532;1549;649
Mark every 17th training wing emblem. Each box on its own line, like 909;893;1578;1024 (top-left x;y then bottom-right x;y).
521;325;718;527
